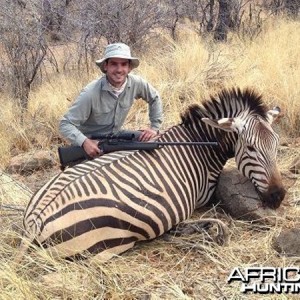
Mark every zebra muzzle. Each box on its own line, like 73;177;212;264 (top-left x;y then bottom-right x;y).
260;186;286;209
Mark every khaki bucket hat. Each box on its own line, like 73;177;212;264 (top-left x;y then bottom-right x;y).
96;43;140;73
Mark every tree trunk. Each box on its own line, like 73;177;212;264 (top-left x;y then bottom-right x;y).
214;0;233;42
207;0;215;32
284;0;299;18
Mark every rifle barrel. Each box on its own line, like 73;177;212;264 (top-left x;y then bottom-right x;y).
156;141;218;146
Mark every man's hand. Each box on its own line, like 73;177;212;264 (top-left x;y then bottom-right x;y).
82;138;103;158
138;128;158;142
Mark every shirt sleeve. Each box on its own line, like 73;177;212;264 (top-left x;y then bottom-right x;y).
138;78;163;131
59;86;93;146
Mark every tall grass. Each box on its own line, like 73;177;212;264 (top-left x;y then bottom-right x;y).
0;18;299;168
227;19;300;134
138;19;300;131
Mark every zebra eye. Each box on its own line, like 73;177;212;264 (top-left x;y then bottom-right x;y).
247;146;255;152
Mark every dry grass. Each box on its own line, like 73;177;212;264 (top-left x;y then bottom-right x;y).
0;17;300;299
0;18;299;167
0;19;298;169
0;148;300;299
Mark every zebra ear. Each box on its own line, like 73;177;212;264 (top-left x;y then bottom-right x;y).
266;106;281;124
201;117;245;133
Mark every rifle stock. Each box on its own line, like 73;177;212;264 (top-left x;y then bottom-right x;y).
58;146;91;168
58;131;141;169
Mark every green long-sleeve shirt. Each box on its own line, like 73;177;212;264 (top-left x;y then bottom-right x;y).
59;74;163;146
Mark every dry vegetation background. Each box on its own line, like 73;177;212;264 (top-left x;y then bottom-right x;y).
0;1;300;299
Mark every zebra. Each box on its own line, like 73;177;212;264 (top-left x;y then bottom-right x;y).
17;87;286;262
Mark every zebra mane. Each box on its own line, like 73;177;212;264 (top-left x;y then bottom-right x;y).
181;87;268;125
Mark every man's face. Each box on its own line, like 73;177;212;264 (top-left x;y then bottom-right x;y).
104;58;131;87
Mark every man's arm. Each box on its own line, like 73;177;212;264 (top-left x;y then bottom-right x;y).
146;83;163;131
59;87;93;146
137;78;163;141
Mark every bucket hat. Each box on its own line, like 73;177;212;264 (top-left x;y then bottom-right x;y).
96;43;140;73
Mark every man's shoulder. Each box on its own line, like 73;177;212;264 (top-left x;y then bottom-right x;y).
77;77;105;100
85;77;105;90
128;73;145;82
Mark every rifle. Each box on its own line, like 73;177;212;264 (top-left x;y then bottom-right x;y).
58;132;218;170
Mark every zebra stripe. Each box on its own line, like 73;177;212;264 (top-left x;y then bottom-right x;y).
19;87;285;261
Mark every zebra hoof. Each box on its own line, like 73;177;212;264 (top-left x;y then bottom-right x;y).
169;221;213;236
163;218;229;247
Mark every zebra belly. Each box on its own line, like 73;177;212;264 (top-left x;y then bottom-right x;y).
32;197;169;258
24;150;200;259
40;226;143;260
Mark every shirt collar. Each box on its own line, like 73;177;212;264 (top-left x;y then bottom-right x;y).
107;78;127;91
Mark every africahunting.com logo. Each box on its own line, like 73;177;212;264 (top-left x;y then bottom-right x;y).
227;267;300;294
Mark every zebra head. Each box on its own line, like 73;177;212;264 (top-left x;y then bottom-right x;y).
202;106;286;209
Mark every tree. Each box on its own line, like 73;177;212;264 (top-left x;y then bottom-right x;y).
284;0;299;18
214;0;234;41
72;0;168;71
0;0;49;110
41;0;73;40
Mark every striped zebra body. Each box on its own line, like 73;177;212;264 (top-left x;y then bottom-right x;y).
20;87;286;261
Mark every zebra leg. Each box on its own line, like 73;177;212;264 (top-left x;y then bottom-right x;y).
165;218;229;246
170;221;212;235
